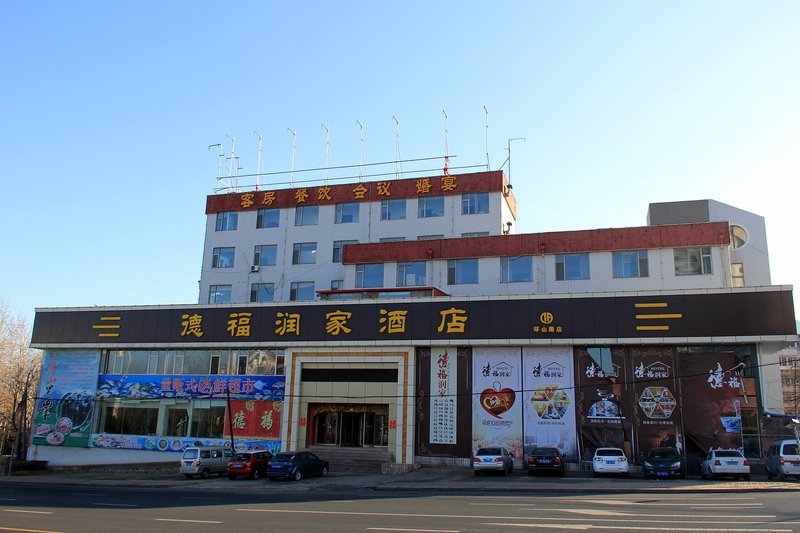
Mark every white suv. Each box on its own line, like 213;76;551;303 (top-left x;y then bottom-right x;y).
765;440;800;481
592;447;629;478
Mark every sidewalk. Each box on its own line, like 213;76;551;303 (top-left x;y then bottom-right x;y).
4;466;800;494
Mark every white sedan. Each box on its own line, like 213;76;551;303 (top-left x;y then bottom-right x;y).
700;449;751;480
592;447;629;477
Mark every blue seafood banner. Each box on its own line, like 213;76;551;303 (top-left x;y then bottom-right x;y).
96;374;285;400
91;433;281;454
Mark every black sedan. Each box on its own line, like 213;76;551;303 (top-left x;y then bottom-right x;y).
643;447;684;479
526;447;566;476
267;451;329;481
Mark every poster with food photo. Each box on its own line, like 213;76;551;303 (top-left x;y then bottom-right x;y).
472;348;523;459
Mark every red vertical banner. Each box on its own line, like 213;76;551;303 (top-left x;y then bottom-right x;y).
225;400;281;438
631;347;681;463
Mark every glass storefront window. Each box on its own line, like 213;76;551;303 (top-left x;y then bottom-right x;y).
190;404;226;438
99;403;158;435
165;406;189;437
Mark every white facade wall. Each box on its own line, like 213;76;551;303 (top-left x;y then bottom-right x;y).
707;200;771;286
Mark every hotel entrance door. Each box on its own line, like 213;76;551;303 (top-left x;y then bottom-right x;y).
310;404;388;447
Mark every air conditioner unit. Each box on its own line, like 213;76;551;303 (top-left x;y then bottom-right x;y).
250;265;260;273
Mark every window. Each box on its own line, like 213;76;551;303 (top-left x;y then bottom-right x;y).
461;192;489;214
190;405;226;438
292;242;317;264
380;198;406;220
208;285;231;303
212;247;235;268
612;251;649;279
355;263;384;288
146;351;159;374
290;281;315;301
418;196;444;218
674;247;712;276
100;403;159;435
215;211;238;231
294;205;319;226
418;234;444;241
501;256;532;283
256;208;279;229
253;244;277;266
236;354;248;375
330;279;343;290
447;258;479;284
555;253;590;280
380;237;405;243
397;261;426;286
333;240;357;263
730;225;747;248
462;232;489;238
250;283;274;302
334;202;359;223
731;263;745;287
166;407;188;437
209;354;221;374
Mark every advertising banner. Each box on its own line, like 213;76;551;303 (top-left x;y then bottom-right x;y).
224;400;281;439
33;351;101;447
96;374;285;400
429;347;458;445
631;348;681;462
472;348;523;459
91;434;279;454
522;347;577;459
575;348;630;460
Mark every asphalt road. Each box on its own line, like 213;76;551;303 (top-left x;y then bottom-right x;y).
0;482;799;533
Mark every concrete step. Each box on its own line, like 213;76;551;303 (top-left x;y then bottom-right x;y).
304;446;392;474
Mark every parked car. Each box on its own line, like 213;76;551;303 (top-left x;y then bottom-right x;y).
526;447;566;476
180;446;232;479
699;449;750;480
592;447;629;477
643;447;684;479
473;446;514;476
227;450;272;480
267;451;329;481
765;439;800;481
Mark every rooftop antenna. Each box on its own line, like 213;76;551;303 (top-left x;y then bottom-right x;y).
483;106;490;170
287;128;297;187
392;115;403;180
442;110;450;175
253;131;263;191
321;123;330;185
356;120;365;182
225;134;237;190
208;143;223;190
505;137;525;185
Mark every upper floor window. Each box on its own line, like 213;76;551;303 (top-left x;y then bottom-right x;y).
730;225;747;249
461;192;489;215
295;205;319;226
355;263;385;288
381;199;406;220
612;250;649;279
290;281;315;301
555;253;589;281
501;256;532;283
334;202;360;224
330;279;344;290
674;247;712;276
397;261;426;287
254;244;277;267
731;263;745;287
333;240;357;263
380;237;405;243
256;208;279;229
447;258;478;285
292;242;317;264
418;234;444;241
215;212;238;231
250;283;274;303
208;284;232;303
212;247;235;268
418;196;444;218
462;232;489;238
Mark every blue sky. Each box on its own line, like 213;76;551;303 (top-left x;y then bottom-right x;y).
2;1;799;322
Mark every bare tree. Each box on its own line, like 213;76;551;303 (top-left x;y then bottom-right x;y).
0;301;42;461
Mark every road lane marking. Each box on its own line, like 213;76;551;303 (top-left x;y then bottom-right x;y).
0;527;65;533
156;519;223;524
367;529;460;532
483;523;791;532
3;510;53;515
574;499;762;508
92;502;138;507
528;509;774;520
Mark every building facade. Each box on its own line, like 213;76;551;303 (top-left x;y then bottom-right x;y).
28;170;797;471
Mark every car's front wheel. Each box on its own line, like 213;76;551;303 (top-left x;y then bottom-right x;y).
293;470;303;481
201;469;210;479
321;466;328;477
252;469;261;480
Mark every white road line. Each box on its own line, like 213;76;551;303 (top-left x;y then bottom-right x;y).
483;523;791;532
92;502;138;507
3;509;53;515
366;529;460;533
156;519;223;524
528;509;775;519
575;499;762;508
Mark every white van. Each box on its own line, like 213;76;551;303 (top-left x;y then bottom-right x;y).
764;439;800;481
180;446;231;479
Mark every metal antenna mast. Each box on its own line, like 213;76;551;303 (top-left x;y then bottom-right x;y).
208;144;223;190
225;135;237;190
484;106;490;170
254;131;263;191
506;137;525;185
442;110;450;175
356;120;365;182
393;115;403;180
287;128;297;187
321;123;331;185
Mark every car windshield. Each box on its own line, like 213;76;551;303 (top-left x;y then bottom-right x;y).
596;449;623;457
715;451;742;458
784;444;799;455
182;449;198;459
532;448;557;456
476;448;501;456
648;448;679;459
273;454;295;462
233;453;251;461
